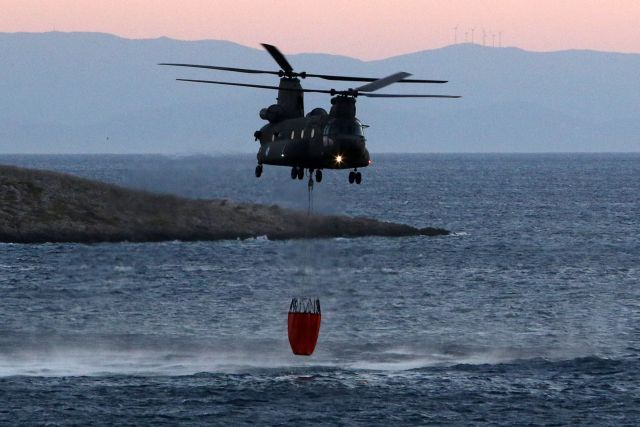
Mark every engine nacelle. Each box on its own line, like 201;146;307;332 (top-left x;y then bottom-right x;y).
259;104;284;123
306;108;328;118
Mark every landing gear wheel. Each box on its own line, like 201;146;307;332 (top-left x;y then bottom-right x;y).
348;171;356;184
255;164;263;178
315;169;323;183
291;167;297;180
297;167;304;180
355;172;362;184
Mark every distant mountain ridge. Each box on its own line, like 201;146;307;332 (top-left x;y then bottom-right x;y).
1;32;638;153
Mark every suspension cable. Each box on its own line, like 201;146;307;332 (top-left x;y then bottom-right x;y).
307;173;314;216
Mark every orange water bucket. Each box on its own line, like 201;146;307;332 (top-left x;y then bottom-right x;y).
287;298;321;356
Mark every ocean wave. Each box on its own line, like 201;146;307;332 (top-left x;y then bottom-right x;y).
0;333;621;378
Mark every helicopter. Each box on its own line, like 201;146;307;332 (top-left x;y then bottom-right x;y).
161;44;459;185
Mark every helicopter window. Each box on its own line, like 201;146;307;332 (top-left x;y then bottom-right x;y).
353;121;364;137
271;133;275;142
301;129;305;139
311;128;315;138
324;120;364;137
290;130;295;140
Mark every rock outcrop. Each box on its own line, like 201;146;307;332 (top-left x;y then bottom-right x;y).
0;165;448;243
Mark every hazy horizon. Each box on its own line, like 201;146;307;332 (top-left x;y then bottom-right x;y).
5;29;640;58
2;0;639;60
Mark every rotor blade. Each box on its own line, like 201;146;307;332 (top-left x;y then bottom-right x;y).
360;93;461;98
160;62;448;83
176;79;461;98
176;78;333;94
304;73;447;84
160;63;280;76
356;72;412;92
261;43;293;73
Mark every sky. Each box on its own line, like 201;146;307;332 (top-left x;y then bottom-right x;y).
1;0;639;59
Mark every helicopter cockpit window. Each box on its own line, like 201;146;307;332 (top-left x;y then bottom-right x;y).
323;120;364;137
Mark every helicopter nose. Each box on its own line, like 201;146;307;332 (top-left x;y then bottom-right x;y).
337;135;365;152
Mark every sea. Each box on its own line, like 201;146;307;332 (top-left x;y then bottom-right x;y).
0;153;638;425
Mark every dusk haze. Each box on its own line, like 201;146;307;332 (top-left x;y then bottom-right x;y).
2;0;640;58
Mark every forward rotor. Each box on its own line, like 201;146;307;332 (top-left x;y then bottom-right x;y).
175;71;460;99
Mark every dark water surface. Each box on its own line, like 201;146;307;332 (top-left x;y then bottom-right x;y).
1;154;639;425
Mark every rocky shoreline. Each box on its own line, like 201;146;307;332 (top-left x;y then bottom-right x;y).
0;164;449;243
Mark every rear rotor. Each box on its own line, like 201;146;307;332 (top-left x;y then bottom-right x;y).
160;43;457;90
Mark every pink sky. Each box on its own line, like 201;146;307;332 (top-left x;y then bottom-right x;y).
1;0;639;59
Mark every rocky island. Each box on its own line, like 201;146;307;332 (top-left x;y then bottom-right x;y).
0;165;449;243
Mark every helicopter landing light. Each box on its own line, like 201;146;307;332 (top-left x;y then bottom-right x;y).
335;155;343;164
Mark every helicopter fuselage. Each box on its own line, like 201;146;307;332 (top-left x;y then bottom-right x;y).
255;82;370;171
256;108;370;170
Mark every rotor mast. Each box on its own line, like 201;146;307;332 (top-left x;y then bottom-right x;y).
330;96;356;119
277;77;304;119
261;44;305;119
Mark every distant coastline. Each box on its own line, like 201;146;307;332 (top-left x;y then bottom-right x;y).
0;165;448;243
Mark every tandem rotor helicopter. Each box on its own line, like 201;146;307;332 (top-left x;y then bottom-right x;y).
162;44;459;185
